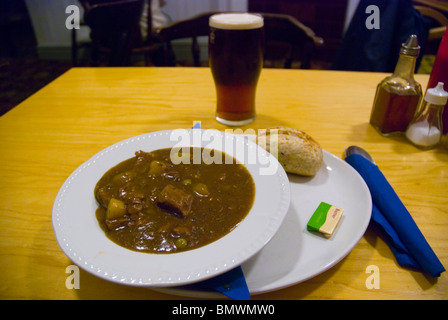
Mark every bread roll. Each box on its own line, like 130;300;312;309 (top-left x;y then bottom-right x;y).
256;126;323;176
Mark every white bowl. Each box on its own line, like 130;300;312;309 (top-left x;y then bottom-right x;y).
52;129;290;287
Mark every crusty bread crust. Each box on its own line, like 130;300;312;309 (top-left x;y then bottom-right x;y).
257;126;323;176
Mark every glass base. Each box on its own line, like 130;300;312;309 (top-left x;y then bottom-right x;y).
370;123;405;137
216;115;255;126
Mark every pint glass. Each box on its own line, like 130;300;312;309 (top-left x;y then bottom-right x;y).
209;13;264;126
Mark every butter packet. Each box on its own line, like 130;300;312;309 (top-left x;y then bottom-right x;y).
307;202;343;238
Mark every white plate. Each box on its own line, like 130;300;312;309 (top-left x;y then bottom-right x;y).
52;129;290;287
153;150;372;297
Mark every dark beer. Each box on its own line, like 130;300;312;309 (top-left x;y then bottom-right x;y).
209;13;264;125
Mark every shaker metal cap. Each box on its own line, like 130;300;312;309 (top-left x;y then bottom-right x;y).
400;34;420;56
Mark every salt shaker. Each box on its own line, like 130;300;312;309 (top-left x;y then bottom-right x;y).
405;82;448;149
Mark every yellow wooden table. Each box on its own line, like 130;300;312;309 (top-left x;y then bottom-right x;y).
0;67;447;300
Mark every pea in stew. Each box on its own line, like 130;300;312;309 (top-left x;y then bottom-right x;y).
94;147;255;254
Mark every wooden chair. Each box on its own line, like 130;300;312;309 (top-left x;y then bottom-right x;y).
82;0;144;66
262;13;324;69
413;3;448;56
155;12;324;68
129;0;160;65
79;0;159;66
155;11;215;67
414;5;448;40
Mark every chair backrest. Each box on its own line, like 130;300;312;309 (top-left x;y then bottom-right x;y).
155;11;323;68
155;11;216;66
414;5;448;41
262;13;324;68
83;0;144;66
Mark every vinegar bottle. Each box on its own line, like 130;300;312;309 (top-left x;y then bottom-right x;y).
370;35;423;136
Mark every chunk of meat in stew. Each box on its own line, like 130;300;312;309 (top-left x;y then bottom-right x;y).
156;184;193;218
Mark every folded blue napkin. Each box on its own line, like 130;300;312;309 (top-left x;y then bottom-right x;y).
198;266;251;300
190;122;251;299
345;153;445;277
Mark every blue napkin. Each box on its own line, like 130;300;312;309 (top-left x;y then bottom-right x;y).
346;153;445;277
190;122;251;299
198;266;251;300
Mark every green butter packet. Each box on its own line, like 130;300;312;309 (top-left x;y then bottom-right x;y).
307;202;344;238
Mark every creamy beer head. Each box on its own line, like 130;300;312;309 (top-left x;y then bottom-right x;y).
209;13;263;30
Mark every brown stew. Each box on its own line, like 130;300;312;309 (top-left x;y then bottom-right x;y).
94;147;255;253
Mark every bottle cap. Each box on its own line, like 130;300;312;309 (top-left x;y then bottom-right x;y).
425;82;448;105
400;35;420;56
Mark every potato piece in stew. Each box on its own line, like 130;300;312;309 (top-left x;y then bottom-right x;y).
94;147;255;254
